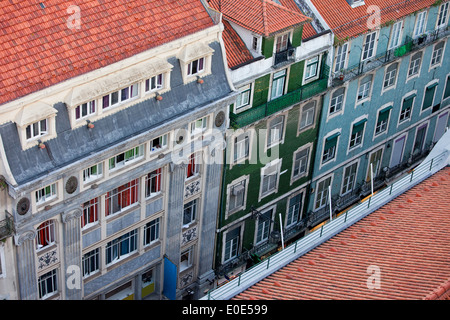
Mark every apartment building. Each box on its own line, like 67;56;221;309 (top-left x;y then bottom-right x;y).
206;0;333;281
305;0;450;222
0;0;235;300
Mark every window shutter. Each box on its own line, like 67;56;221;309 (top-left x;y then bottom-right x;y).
444;76;450;100
352;118;367;133
403;94;415;110
378;106;392;122
324;133;339;150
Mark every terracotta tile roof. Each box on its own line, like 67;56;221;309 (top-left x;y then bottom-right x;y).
309;0;449;40
222;20;255;69
208;0;310;36
0;0;214;106
234;166;450;300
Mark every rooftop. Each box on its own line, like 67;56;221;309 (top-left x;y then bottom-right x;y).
208;0;310;37
309;0;448;40
234;166;450;300
222;20;255;69
0;0;215;106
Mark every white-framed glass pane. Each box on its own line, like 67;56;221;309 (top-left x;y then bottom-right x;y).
334;43;348;73
388;21;403;49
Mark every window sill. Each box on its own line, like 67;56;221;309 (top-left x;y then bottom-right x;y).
106;251;139;272
36;243;57;256
105;203;140;222
81;221;100;234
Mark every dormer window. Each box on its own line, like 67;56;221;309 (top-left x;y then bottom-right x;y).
75;100;96;120
145;74;163;93
348;0;365;8
187;57;205;76
26;119;48;140
103;83;139;109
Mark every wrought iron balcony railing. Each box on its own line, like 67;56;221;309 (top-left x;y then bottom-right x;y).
0;211;15;241
273;43;296;66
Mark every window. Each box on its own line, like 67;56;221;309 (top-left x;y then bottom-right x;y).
109;145;144;170
362;32;376;61
75;100;96;120
357;74;372;101
150;134;168;153
267;115;285;148
183;199;198;227
408;52;422;78
275;33;289;52
329;88;345;115
437;2;449;29
26;119;48;140
322;133;339;164
186;152;201;179
190;117;208;136
349;119;366;149
81;198;99;229
422;83;438;111
36;183;57;205
105;179;139;216
187;57;205;76
431;42;444;67
260;160;280;197
286;193;302;228
102;83;139;109
315;176;331;210
375;107;392;136
400;94;415;123
82;248;100;278
143;218;160;246
444;75;450;100
255;209;272;244
235;84;252;111
106;230;138;265
334;43;348;73
388;21;403;49
229;180;246;213
105;281;133;300
38;269;58;299
252;36;259;51
145;74;163;93
341;162;358;195
36;220;56;250
234;134;249;163
366;148;383;181
292;148;309;179
305;56;319;80
383;63;398;89
413;11;427;38
299;101;316;129
145;168;162;198
83;163;103;183
180;246;194;271
224;227;240;262
413;123;428;154
270;69;286;100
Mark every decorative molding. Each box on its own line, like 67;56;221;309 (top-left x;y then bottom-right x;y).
179;269;194;288
37;249;58;270
214;111;225;127
61;208;83;223
14;229;36;246
16;197;30;215
185;179;201;199
65;176;78;194
181;225;198;246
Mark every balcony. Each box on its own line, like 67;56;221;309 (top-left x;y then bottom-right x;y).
273;42;296;67
0;211;15;241
230;64;330;128
332;26;450;86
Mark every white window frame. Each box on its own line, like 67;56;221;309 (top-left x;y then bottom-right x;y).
26;119;48;140
298;100;316;132
82;163;103;184
145;168;162;199
254;206;275;245
36;220;56;251
304;56;320;80
407;51;423;81
356;74;373;104
382;62;398;91
235;83;253;113
190;116;208;137
328;87;345;117
361;31;377;61
75;100;96;121
187;57;205;76
436;2;449;30
102;83;139;109
82;248;100;278
374;105;392;137
430;41;445;69
291;144;311;183
348;118;367;151
35;183;57;205
223;225;242;263
226;176;249;216
267;114;285;149
334;42;348;74
233;133;250;164
183;198;198;228
270;69;287;100
149;133;168;154
81;197;99;229
413;11;427;38
286;191;304;228
38;268;58;300
109;145;144;171
388;21;403;50
143;217;160;246
180;245;194;272
259;159;282;201
314;175;332;211
341;161;359;196
145;73;164;93
105;229;138;266
398;92;416;125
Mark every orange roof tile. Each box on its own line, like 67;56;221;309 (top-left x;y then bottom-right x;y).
309;0;449;40
234;167;450;300
222;20;255;69
208;0;310;36
0;0;214;106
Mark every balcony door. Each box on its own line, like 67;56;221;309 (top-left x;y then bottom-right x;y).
390;135;406;168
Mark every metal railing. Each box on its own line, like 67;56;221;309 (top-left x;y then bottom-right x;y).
230;65;330;128
0;211;15;241
201;150;448;300
332;26;450;84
